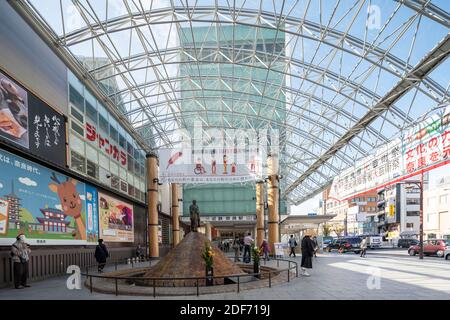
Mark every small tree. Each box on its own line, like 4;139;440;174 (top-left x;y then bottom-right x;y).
322;223;332;237
333;225;345;237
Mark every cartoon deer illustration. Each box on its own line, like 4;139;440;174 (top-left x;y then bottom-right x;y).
48;173;86;240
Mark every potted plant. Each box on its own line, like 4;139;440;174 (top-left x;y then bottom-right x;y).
201;241;215;286
251;244;262;276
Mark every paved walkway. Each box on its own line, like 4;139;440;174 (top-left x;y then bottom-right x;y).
1;250;449;300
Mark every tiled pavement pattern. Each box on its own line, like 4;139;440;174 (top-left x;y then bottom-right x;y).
1;250;450;300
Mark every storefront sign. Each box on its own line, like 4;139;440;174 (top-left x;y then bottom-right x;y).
86;122;127;167
0;70;66;167
98;192;134;242
0;148;95;245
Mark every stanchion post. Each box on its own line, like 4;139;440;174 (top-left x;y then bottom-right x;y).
196;279;199;296
115;278;118;296
269;272;272;288
153;279;156;298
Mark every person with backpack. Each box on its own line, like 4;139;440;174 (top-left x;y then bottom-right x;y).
11;233;31;289
95;239;109;273
288;234;297;257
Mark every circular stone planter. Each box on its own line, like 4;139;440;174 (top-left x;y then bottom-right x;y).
84;264;293;296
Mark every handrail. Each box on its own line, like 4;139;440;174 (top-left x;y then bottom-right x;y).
82;256;298;296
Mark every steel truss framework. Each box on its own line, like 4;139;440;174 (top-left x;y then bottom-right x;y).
11;0;450;205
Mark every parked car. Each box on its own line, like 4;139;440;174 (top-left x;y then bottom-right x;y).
325;237;361;254
322;236;334;249
398;238;419;248
445;247;450;260
408;239;450;257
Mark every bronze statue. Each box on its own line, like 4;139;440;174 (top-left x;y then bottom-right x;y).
189;200;201;232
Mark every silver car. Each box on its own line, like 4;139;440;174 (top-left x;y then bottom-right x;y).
445;247;450;260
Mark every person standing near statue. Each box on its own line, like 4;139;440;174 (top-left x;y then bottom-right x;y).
189;200;201;232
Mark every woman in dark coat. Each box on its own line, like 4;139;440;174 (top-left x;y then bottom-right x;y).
95;239;109;273
301;233;315;276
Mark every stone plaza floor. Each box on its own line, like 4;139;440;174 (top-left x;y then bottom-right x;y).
1;249;449;300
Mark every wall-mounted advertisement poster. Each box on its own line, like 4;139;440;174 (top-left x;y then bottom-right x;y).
0;148;96;245
0;71;29;149
85;184;99;243
98;192;134;242
0;70;66;167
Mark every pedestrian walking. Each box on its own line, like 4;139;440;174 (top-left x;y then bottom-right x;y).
243;232;253;263
135;244;145;261
360;237;368;257
288;235;297;257
312;236;319;258
232;236;241;262
11;233;31;289
260;239;270;261
301;232;315;276
95;239;109;273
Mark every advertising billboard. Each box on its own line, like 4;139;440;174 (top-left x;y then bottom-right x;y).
98;192;134;242
0;70;66;167
0;148;96;245
0;71;29;148
159;148;263;184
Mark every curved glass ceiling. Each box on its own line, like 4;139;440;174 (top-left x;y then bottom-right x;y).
15;0;450;204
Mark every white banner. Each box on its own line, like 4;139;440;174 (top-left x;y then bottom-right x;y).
328;105;450;201
402;106;450;176
158;148;264;184
329;139;403;200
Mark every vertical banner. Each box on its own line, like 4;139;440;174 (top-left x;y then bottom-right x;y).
98;192;134;242
85;184;99;243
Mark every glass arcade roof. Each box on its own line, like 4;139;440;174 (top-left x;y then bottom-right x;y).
12;0;450;204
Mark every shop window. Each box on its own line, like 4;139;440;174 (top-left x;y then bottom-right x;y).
119;134;126;149
71;151;86;173
120;179;128;193
69;84;84;112
128;157;134;174
71;120;84;137
111;175;120;190
70;133;85;155
98;114;109;135
110;125;118;142
70;106;84;123
128;185;135;198
85;100;97;123
86;159;99;179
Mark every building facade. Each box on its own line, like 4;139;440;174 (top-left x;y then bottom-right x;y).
424;176;450;240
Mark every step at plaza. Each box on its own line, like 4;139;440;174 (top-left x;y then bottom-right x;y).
0;0;449;307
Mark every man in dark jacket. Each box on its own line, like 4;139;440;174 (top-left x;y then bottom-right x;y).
95;239;109;273
301;233;315;277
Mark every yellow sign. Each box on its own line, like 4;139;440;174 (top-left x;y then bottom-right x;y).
389;204;395;218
